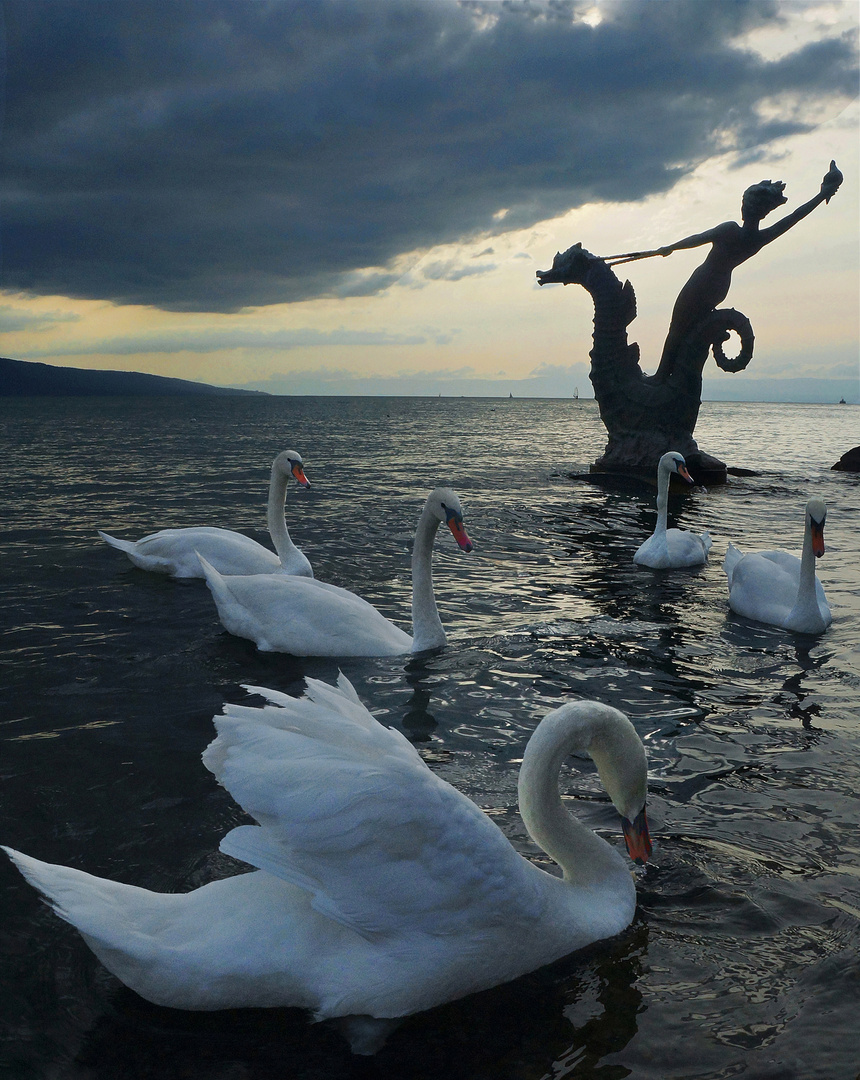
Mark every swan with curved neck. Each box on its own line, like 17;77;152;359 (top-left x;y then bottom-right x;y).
3;674;650;1055
199;486;472;655
723;497;831;634
633;451;711;568
99;450;313;578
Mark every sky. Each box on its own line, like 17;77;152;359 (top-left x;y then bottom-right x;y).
1;0;858;402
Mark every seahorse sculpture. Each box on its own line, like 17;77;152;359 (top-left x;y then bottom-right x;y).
536;242;752;484
537;163;843;484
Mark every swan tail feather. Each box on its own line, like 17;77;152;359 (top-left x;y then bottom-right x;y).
3;846;137;945
99;530;179;574
723;542;744;582
197;554;254;631
98;530;136;554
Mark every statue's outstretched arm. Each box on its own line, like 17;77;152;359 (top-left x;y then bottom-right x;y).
657;225;722;257
759;161;843;245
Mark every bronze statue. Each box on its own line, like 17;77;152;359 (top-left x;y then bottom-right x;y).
538;162;843;482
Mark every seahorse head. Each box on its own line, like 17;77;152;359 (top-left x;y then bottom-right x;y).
535;242;597;286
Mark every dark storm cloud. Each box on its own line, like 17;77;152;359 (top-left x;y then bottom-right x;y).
1;0;856;312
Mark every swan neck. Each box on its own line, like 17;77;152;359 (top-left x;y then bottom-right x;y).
410;506;445;651
266;465;298;561
518;707;634;888
654;461;670;532
795;513;819;609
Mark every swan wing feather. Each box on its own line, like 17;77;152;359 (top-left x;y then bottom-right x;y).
203;679;542;939
728;551;801;614
200;561;411;654
635;529;709;568
138;527;282;575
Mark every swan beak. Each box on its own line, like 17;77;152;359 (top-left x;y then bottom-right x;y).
445;512;473;553
622;806;652;865
291;463;311;489
678;464;694;484
811;519;825;558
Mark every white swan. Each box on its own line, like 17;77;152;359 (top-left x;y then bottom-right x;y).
3;674;651;1055
198;486;472;656
99;451;313;579
633;451;711;569
723;497;831;634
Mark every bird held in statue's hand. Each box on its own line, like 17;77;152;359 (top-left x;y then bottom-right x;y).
821;160;842;203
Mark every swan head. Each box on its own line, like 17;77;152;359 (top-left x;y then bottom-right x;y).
274;450;311;489
658;451;693;485
584;707;651;865
426;487;473;552
521;702;652;873
805;497;827;558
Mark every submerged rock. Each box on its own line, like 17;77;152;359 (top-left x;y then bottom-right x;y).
831;446;860;472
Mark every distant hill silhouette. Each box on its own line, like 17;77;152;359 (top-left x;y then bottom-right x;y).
1;357;266;397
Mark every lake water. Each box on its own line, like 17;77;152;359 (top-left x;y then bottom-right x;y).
1;395;858;1080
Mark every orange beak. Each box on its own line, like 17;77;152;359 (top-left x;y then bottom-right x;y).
622;806;652;865
446;517;473;553
811;519;825;558
291;463;311;489
678;464;694;484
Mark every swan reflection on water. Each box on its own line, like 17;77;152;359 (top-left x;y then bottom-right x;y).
70;926;648;1078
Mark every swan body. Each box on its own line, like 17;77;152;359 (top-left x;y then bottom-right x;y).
633;451;711;569
199;486;472;655
99;451;313;579
723;497;831;633
4;674;650;1054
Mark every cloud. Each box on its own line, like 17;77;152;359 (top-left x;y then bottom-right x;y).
1;0;856;312
421;259;498;282
13;324;432;358
0;305;81;333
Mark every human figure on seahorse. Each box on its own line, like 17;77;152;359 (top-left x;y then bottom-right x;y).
606;160;843;381
536;160;844;481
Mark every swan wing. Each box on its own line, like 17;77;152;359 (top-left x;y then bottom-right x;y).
665;528;709;566
202;677;542;940
139;527;281;576
635;529;708;568
101;527;284;577
725;550;799;622
200;560;412;655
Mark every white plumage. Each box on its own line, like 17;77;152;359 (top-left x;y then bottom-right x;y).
199;486;473;655
634;451;711;569
723;496;831;634
99;450;313;578
4;674;650;1055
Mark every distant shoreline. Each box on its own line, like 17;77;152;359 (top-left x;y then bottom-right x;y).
0;356;266;397
2;356;856;405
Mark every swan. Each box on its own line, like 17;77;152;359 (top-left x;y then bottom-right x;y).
99;450;313;579
3;673;651;1055
723;497;831;634
633;451;711;569
198;486;472;656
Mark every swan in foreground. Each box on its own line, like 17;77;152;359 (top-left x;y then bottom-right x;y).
99;451;313;578
633;451;711;569
3;674;651;1055
723;497;831;634
199;486;472;655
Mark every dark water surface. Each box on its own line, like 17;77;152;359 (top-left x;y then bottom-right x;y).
1;396;858;1079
